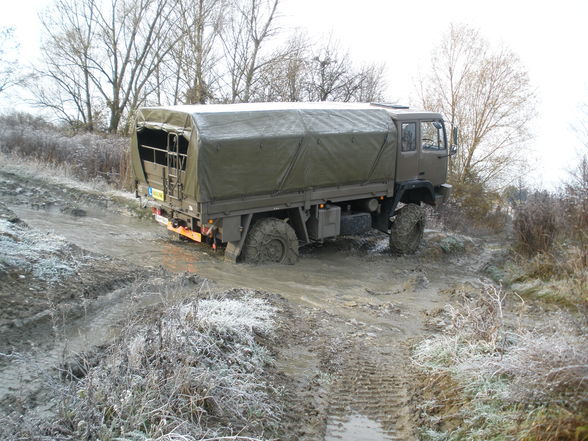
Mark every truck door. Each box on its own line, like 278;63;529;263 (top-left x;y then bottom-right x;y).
395;122;419;182
418;120;448;186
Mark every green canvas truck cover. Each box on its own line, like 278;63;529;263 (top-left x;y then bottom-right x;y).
131;102;398;203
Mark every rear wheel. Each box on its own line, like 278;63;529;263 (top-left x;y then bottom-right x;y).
389;204;425;255
241;218;299;264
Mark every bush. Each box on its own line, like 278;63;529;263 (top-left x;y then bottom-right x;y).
0;113;131;189
436;176;508;235
513;192;558;256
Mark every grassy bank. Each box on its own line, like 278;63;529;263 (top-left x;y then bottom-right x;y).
412;181;588;440
412;285;587;441
1;290;282;441
0;113;131;189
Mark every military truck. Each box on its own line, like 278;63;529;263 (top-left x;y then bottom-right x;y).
131;102;455;263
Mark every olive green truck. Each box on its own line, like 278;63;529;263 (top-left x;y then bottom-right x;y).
131;102;454;263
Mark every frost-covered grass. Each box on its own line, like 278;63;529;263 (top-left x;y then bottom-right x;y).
413;286;588;441
0;217;80;282
0;113;131;189
1;292;281;441
0;151;135;201
510;189;588;308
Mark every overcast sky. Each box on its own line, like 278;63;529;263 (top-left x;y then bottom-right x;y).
2;0;587;189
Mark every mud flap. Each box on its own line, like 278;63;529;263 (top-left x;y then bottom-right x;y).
223;213;253;263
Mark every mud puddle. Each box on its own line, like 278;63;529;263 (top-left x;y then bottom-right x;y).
12;204;477;317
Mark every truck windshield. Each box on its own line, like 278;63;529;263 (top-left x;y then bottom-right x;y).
421;121;446;151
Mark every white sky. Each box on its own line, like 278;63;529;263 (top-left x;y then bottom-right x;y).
2;0;588;189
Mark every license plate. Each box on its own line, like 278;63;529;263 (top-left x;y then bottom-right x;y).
154;214;168;225
148;187;165;201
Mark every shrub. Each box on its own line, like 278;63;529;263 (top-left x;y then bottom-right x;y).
0;113;131;189
436;176;508;235
513;192;558;256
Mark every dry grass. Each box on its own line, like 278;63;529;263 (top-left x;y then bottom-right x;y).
513;193;558;256
491;332;588;406
517;406;588;441
0;112;131;189
0;292;281;441
413;286;588;441
509;186;587;307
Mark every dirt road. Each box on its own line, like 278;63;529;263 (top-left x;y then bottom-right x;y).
0;167;495;440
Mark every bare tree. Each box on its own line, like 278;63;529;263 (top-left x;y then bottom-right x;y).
0;27;22;94
36;0;98;130
250;35;387;104
352;63;387;102
161;0;225;105
418;24;535;186
306;39;354;102
251;34;309;102
568;102;588;193
574;102;588;150
219;0;280;103
33;0;388;130
37;0;181;133
92;0;181;132
304;38;385;103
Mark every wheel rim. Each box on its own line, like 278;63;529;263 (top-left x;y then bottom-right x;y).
263;237;286;262
407;220;423;247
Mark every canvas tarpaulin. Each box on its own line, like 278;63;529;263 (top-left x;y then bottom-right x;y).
131;103;398;202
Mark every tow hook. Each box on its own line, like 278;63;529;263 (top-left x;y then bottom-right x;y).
171;218;184;229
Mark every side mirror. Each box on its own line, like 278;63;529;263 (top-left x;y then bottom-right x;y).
437;125;459;159
451;127;459;156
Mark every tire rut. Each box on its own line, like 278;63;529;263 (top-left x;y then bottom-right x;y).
325;357;414;441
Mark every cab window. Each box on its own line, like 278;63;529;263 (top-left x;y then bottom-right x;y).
421;121;446;151
401;123;416;152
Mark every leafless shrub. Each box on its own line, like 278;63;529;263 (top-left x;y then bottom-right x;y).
0;113;130;188
513;192;558;256
562;155;588;268
444;285;508;346
511;190;587;306
435;179;509;236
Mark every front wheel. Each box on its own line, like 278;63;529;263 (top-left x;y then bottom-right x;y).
241;218;299;264
389;204;425;255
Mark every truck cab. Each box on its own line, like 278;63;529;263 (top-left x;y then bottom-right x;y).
377;107;449;186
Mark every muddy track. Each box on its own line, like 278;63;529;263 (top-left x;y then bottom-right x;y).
0;166;497;440
326;359;412;440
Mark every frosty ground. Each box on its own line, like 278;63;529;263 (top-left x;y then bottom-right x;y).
0;158;585;441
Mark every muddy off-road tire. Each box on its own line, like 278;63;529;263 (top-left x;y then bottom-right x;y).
241;218;299;264
389;204;425;255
